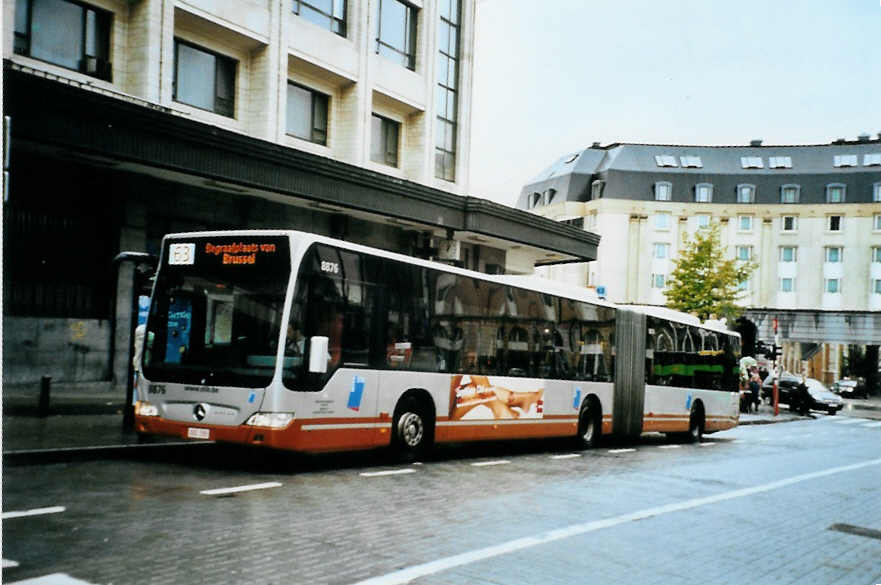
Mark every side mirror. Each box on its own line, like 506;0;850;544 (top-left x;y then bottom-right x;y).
309;336;329;373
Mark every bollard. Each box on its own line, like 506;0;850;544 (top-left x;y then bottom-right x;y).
38;375;52;417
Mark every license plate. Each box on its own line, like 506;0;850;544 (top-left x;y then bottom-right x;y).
187;427;210;440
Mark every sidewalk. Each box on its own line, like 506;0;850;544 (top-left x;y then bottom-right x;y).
3;388;881;458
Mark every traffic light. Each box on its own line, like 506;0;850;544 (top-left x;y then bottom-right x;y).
755;340;769;356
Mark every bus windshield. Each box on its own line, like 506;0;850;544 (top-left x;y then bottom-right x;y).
143;235;291;388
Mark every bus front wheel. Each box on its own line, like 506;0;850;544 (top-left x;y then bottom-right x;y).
576;399;601;448
393;397;433;461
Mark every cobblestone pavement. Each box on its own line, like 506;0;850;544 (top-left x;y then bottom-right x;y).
3;414;880;585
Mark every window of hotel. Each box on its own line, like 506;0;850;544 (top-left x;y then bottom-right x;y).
655;212;671;230
651;274;666;289
737;279;750;292
590;180;604;200
826;184;845;203
696;214;711;228
286;83;328;145
875;214;881;231
874;279;881;295
833;154;857;167
375;0;416;70
780;184;799;203
741;156;763;169
14;0;112;81
769;156;792;169
654;181;672;201
736;246;752;261
780;246;797;262
174;40;236;118
695;183;713;203
736;184;755;203
293;0;346;36
653;243;670;259
542;189;556;205
435;0;461;181
874;247;881;263
874;183;881;202
782;216;798;232
370;114;400;167
827;215;841;232
738;215;752;231
680;156;702;168
825;279;841;294
654;155;677;167
780;278;795;292
864;153;881;166
825;247;842;263
529;192;541;209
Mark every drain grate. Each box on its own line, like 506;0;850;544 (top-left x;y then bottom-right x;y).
828;523;881;540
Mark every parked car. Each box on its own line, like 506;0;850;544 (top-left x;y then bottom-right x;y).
801;378;844;415
761;372;803;405
831;378;868;399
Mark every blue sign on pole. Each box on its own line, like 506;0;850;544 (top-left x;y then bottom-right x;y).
596;286;606;299
137;295;150;326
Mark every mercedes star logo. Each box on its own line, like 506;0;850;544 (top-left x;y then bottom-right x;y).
193;403;208;421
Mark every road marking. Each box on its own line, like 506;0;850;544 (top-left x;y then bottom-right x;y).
3;559;19;568
348;458;881;585
360;469;417;478
862;421;881;428
550;454;581;460
658;445;681;449
607;448;636;454
1;506;66;520
199;482;282;496
471;460;510;467
698;442;716;447
7;573;99;585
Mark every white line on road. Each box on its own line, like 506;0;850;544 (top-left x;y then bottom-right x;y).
7;572;100;585
698;442;716;447
471;460;510;467
658;445;681;449
348;458;881;585
862;421;881;428
550;454;581;460
199;482;282;496
360;469;418;478
1;506;66;520
607;448;636;454
3;559;19;568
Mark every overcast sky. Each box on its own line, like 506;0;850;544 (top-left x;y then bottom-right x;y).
469;0;881;207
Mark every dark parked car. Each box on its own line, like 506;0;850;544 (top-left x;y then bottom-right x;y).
802;379;844;415
831;378;868;399
761;372;803;405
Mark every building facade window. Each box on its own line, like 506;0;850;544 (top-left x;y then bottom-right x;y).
654;212;670;230
769;156;792;169
782;215;798;232
435;0;460;181
864;153;881;166
779;246;797;262
286;83;329;145
825;247;842;263
873;247;881;263
370;114;400;167
874;183;881;202
696;214;711;228
740;156;763;169
374;0;416;70
14;0;112;81
653;243;670;259
654;181;672;201
826;183;846;203
737;279;750;292
590;180;604;200
651;273;666;289
833;154;857;167
736;184;755;203
827;215;842;232
738;215;753;231
695;183;713;203
293;0;346;36
874;279;881;295
680;155;702;168
174;40;236;118
825;278;841;294
542;188;556;205
780;277;795;292
874;214;881;231
736;246;752;261
780;184;800;203
654;155;677;167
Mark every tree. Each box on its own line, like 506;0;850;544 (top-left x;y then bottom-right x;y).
665;222;756;322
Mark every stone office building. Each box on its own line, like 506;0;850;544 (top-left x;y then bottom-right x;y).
2;0;597;394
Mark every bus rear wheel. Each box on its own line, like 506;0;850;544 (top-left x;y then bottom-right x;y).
685;404;704;443
393;397;433;461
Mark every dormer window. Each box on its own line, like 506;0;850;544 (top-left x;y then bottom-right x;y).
654;155;678;167
826;184;846;203
833;154;857;167
590;180;604;200
864;153;881;166
780;184;800;203
654;182;672;201
680;156;702;168
740;157;763;169
736;184;756;203
769;156;792;169
694;183;713;203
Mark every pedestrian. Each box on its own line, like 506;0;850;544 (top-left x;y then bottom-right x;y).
749;367;761;413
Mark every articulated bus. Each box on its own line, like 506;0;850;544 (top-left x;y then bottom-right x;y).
133;230;740;457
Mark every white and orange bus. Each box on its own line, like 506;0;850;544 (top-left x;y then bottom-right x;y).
133;230;740;457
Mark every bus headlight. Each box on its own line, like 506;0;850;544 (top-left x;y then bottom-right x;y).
245;412;295;429
135;401;159;417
